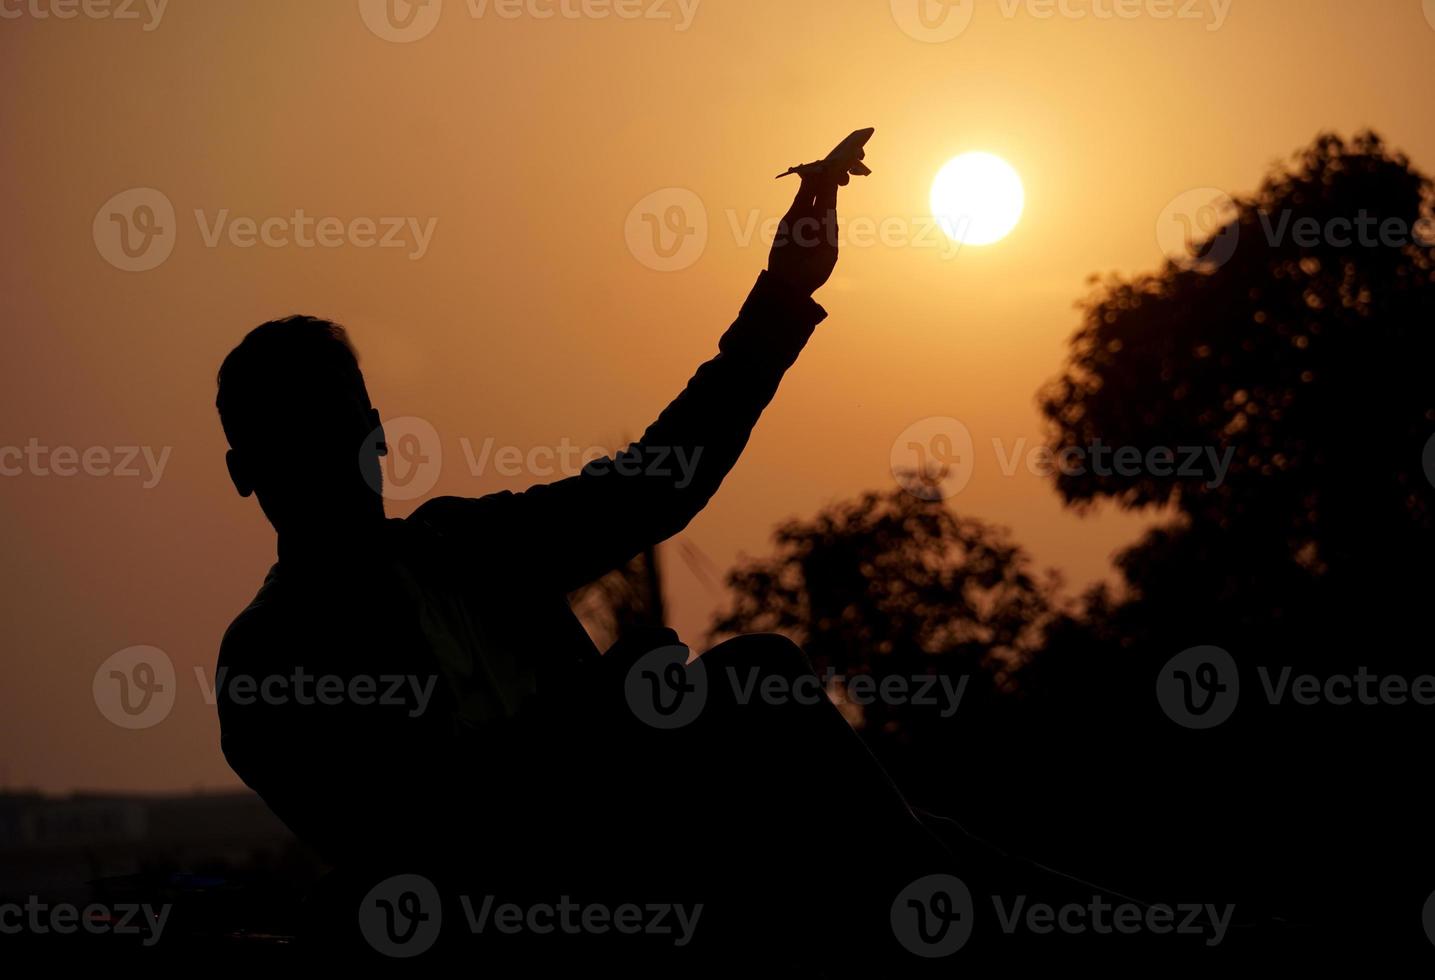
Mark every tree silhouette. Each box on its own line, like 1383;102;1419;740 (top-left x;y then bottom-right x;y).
710;486;1057;752
1040;132;1435;589
1024;131;1435;944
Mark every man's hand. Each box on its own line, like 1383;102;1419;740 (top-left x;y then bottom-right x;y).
767;173;843;297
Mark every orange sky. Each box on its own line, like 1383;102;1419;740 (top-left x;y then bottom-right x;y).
3;0;1434;792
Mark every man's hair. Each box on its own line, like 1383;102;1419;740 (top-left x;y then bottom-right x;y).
216;315;365;451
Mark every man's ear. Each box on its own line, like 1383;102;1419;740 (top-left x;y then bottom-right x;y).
368;408;387;456
225;449;254;498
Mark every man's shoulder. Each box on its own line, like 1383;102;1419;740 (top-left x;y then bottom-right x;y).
217;565;285;673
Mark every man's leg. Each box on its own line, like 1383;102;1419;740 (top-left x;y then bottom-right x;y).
590;631;955;962
696;636;955;946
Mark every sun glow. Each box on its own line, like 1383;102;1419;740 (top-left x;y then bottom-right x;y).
930;152;1025;246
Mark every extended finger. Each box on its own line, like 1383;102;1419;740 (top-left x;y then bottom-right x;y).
782;173;820;225
814;177;840;246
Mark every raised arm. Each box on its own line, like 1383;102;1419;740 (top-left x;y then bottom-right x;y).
416;175;844;593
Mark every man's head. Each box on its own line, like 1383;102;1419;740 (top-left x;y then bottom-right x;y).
217;316;386;532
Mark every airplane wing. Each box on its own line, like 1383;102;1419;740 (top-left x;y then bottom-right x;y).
776;127;875;180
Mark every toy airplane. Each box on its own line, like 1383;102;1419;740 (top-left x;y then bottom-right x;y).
776;127;875;181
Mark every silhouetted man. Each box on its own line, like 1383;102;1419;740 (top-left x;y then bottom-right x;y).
214;175;969;964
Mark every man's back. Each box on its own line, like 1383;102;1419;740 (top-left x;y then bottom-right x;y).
217;501;598;868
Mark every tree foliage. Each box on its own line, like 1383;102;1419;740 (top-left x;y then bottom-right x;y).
1040;132;1435;581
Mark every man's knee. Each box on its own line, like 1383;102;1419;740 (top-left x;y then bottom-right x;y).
701;632;815;684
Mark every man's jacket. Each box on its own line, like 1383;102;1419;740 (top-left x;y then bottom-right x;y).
216;272;825;868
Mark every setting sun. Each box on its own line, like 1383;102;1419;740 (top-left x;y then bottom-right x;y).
930;152;1025;246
